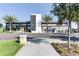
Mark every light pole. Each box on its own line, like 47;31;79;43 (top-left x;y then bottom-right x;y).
67;3;71;49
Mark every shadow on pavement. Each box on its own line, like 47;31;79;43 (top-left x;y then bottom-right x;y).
49;35;79;42
27;37;49;44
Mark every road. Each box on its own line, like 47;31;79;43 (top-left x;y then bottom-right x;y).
0;32;79;42
0;33;55;40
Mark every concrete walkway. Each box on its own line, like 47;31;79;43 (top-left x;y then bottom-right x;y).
16;38;60;56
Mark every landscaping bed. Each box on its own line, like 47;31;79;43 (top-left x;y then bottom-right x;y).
51;43;79;56
0;40;23;56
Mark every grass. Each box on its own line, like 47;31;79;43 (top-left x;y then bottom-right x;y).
51;43;79;56
0;31;20;34
0;40;23;56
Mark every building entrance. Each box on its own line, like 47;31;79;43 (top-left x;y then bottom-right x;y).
20;27;25;32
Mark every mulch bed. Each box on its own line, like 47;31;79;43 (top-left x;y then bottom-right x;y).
51;43;79;56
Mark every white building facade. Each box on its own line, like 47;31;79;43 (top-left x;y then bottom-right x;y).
41;22;68;33
30;14;42;33
30;14;69;33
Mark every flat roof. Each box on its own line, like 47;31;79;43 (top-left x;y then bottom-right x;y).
6;21;67;24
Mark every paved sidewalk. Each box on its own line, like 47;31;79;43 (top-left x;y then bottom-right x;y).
16;39;60;56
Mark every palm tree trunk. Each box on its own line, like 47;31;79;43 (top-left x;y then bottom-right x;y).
9;23;12;31
68;20;71;49
46;23;48;32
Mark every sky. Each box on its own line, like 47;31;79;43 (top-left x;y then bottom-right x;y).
0;3;77;29
0;3;55;22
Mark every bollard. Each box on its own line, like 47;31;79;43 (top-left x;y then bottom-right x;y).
19;35;28;45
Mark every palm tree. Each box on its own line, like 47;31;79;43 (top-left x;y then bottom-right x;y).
50;3;78;49
3;15;17;31
42;15;52;32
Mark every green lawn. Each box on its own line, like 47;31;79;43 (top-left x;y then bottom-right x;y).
0;40;23;56
0;31;20;34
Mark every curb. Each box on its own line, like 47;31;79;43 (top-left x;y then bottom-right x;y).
15;45;26;56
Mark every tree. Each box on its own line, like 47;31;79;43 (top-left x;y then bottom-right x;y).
42;15;52;32
50;3;78;49
3;15;17;31
57;18;63;26
71;4;79;32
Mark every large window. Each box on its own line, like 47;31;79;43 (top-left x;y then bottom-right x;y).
30;15;36;31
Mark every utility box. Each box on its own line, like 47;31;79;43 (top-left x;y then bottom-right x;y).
19;35;28;44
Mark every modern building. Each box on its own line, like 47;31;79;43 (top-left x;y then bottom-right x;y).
42;22;68;33
30;14;42;33
0;14;70;33
6;21;31;32
5;21;68;33
5;14;69;33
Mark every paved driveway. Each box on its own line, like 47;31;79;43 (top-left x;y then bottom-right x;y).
0;33;65;40
16;38;59;56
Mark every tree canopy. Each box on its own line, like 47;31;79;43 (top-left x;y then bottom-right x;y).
42;15;52;23
50;3;79;23
3;15;17;23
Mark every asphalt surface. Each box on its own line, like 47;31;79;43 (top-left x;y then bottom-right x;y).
0;32;56;40
0;32;79;42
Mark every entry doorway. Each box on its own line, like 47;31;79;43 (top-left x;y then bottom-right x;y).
20;27;25;32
